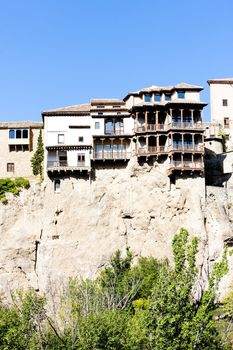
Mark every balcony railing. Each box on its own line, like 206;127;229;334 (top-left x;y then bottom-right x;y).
47;161;90;171
104;129;125;135
169;161;204;170
136;124;166;132
168;144;204;152
169;122;203;129
138;146;167;155
93;152;131;160
135;121;203;133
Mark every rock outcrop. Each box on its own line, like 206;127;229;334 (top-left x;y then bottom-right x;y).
0;157;232;300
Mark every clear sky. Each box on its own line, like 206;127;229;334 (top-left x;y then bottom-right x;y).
0;0;233;122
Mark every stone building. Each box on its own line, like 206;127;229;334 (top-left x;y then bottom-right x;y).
42;83;207;184
0;122;43;178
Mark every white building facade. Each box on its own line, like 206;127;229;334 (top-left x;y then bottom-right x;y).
208;78;233;149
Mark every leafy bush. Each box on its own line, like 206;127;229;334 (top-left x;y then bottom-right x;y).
0;178;30;204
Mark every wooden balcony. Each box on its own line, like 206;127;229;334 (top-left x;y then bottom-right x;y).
168;122;203;130
93;152;131;160
136;124;166;133
137;146;167;156
168;161;204;174
104;129;125;136
168;144;204;153
47;161;90;173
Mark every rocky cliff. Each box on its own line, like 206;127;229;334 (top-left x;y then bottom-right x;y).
0;157;233;300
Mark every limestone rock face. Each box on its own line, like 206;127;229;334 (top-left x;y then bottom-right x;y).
0;157;232;299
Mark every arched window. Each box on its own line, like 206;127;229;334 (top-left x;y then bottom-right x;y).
54;179;61;193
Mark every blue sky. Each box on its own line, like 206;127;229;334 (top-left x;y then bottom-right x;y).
0;0;233;122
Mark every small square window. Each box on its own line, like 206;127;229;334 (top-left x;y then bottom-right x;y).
165;94;171;101
7;163;14;172
178;91;185;99
145;95;151;102
223;99;228;106
78;136;84;142
95;122;100;129
58;134;64;144
154;94;160;102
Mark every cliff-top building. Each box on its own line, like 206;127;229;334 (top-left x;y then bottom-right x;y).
0;121;43;178
208;78;233;149
42;83;207;183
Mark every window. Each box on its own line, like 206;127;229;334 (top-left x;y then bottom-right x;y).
145;95;151;102
9;145;29;152
105;119;114;134
95;122;100;129
58;134;64;144
98;112;103;115
54;179;61;193
16;129;22;138
178;91;185;99
78;136;84;142
22;129;28;138
154;94;160;102
223;99;228;106
97;105;104;108
7;163;14;172
224;117;230;128
77;154;85;164
9;129;15;139
113;106;120;108
165;94;171;101
8;129;29;139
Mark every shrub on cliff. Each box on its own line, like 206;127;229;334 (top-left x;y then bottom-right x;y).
0;177;30;204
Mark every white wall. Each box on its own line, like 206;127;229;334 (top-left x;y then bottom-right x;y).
46;116;92;146
210;83;233;125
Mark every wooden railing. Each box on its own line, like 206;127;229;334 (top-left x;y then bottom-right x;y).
93;152;131;160
168;144;204;152
138;146;167;155
47;161;89;169
169;122;203;129
136;124;166;132
169;161;203;170
104;129;125;135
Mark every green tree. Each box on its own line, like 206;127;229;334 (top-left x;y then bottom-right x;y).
0;290;47;349
31;129;44;176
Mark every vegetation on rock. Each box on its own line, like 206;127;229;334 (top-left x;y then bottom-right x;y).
0;228;230;349
31;129;44;177
0;178;30;204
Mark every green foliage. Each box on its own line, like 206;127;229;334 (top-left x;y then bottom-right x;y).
0;177;30;204
218;129;227;152
31;129;44;176
0;229;229;349
0;290;46;349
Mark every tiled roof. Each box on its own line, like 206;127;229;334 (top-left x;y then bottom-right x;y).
0;121;43;129
207;78;233;85
42;103;91;115
91;99;124;105
124;82;203;100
